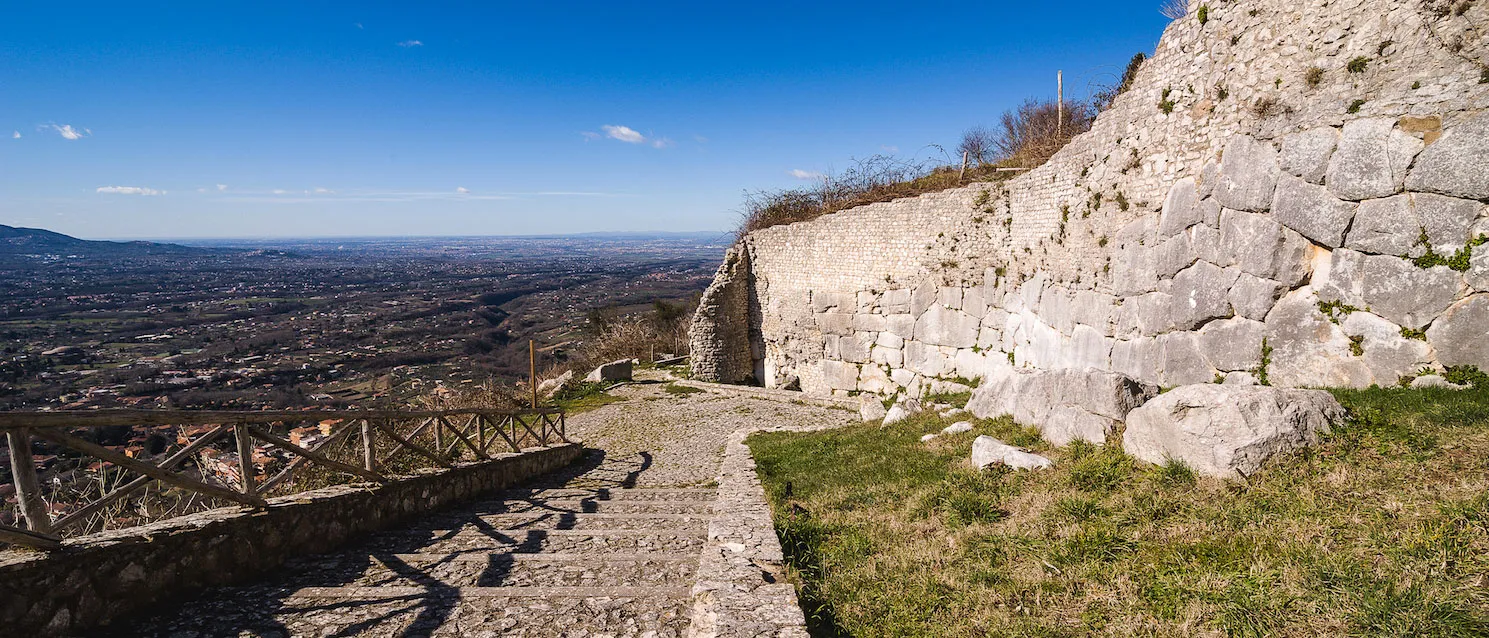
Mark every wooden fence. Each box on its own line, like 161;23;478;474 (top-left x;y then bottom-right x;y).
0;408;566;550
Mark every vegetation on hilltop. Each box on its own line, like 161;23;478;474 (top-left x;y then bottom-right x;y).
736;52;1146;239
749;386;1489;636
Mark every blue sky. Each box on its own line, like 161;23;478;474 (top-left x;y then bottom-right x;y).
0;2;1169;239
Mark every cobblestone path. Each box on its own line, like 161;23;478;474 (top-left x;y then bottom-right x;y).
117;377;855;637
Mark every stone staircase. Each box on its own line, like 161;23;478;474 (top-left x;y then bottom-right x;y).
119;454;721;637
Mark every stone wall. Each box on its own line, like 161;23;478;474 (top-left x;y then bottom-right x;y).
0;443;582;636
692;0;1489;396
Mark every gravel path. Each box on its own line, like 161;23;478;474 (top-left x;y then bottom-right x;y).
562;373;858;488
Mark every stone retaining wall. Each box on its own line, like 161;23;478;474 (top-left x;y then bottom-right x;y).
692;0;1489;396
0;443;582;636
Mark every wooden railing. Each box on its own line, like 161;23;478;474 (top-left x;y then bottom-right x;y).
0;408;566;550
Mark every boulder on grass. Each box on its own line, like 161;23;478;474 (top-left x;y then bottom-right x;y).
585;359;634;383
1123;384;1346;479
965;368;1159;445
971;436;1053;470
883;398;923;425
941;421;974;435
537;370;574;398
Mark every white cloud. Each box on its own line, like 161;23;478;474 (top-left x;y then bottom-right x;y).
650;137;674;149
11;131;19;139
456;186;469;194
216;184;228;191
313;187;334;194
789;169;825;180
602;125;646;144
272;189;287;195
97;185;163;196
355;22;364;29
579;131;601;142
396;40;423;47
43;124;90;140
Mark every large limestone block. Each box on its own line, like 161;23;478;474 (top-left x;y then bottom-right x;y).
820;360;860;391
1197;317;1267;372
1123;384;1345;478
1157;177;1202;237
858;363;894;394
1215;135;1282;212
1111;218;1159;295
914;304;980;348
839;332;873;364
1160;333;1218;387
871;345;903;367
816;312;854;336
1326;118;1424;201
910;280;938;316
1279;126;1338;184
1069;290;1117;334
963;286;988;319
884;314;916;339
1414;193;1481;252
972;436;1053;471
1170;261;1240;330
1340;311;1434;386
811;291;855;312
881;289;912;314
1426;294;1489;368
903;340;953;377
1405;111;1489;200
884;398;924;425
1128;292;1178;336
1469;249;1489;293
1070;325;1113;371
1346;195;1419;255
1265;288;1373;388
966;368;1158;446
1153;234;1198;279
859;395;888;422
1358;255;1461;330
1219;209;1314;287
1272;175;1357;248
1228;273;1284;321
585;359;635;383
954;349;1013;383
1111;337;1161;383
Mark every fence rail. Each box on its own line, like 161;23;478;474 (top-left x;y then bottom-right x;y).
0;408;566;550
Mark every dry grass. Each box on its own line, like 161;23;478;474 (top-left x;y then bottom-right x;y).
749;386;1489;637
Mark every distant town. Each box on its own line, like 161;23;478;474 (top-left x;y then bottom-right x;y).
0;229;726;411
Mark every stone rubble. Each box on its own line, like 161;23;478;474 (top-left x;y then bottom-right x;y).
971;436;1054;471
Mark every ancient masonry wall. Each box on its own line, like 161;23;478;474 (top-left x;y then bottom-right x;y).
0;444;582;636
692;0;1489;396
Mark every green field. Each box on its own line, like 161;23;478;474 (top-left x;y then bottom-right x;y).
749;386;1489;637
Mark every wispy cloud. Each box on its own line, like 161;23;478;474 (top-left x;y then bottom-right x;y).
312;187;335;194
602;125;646;144
456;186;469;194
220;189;626;204
650;137;674;149
272;189;288;195
354;22;364;29
42;124;90;140
880;145;899;153
579;131;601;142
396;40;423;47
97;185;163;196
789;169;825;180
692;134;709;144
216;184;228;191
11;131;19;139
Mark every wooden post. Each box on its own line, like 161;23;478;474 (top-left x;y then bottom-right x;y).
529;340;538;410
361;419;376;473
1057;70;1064;138
6;428;53;534
958;150;969;182
432;417;444;453
234;423;256;495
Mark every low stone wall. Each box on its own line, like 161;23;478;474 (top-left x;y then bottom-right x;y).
0;443;582;636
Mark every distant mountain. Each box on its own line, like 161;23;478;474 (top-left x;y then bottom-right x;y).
0;224;205;258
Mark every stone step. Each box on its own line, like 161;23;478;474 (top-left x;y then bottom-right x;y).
497;487;717;502
280;552;695;590
361;528;708;555
253;588;692;637
411;511;710;532
467;497;717;515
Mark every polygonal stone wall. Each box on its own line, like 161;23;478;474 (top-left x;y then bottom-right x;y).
691;0;1489;396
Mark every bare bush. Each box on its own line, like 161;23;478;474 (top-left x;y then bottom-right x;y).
1160;0;1190;19
993;98;1097;168
957;126;997;166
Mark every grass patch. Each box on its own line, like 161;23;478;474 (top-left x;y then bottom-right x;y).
551;381;623;414
664;382;705;396
749;386;1489;636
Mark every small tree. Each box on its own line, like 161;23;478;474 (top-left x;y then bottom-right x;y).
957;126;997;166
